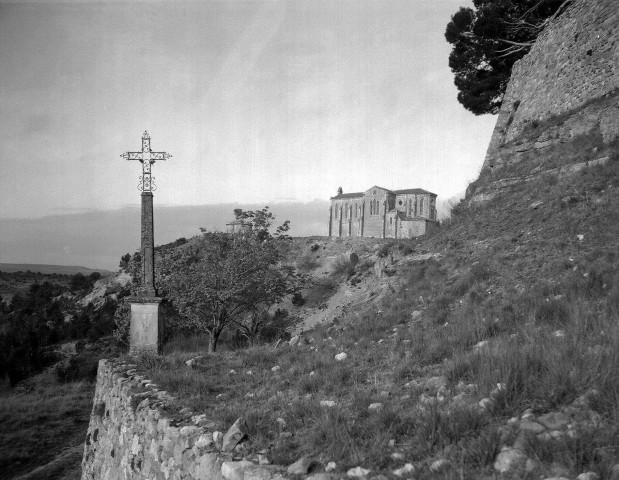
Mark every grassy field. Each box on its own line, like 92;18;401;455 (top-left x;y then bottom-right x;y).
0;371;94;479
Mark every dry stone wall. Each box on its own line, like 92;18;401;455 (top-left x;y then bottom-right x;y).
81;360;293;480
484;0;618;170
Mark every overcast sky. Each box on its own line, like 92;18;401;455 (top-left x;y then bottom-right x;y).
0;0;496;269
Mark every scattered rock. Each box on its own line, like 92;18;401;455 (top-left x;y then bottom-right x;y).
521;409;534;420
289;336;300;346
180;425;200;437
419;393;437;406
553;330;566;338
222;418;247;452
429;459;449;473
576;475;600;480
519;420;546;434
393;463;415;477
287;457;316;475
494;447;528;473
411;310;422;320
335;352;348;361
271;366;281;372
320;400;336;408
391;453;404;460
577;234;584;241
368;403;384;412
531;200;544;209
347;466;371;478
221;460;255;480
213;431;224;449
473;340;489;352
424;376;447;393
194;434;213;450
537;412;569;430
257;454;270;465
479;397;493;410
326;462;337;472
185;356;202;367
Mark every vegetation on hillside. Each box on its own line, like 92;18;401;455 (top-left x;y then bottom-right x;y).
138;136;619;478
0;271;119;386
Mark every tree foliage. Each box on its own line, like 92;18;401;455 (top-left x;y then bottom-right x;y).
158;208;297;352
445;0;571;115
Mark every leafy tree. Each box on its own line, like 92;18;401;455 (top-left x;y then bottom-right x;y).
232;206;291;241
119;253;132;269
445;0;571;114
159;209;296;352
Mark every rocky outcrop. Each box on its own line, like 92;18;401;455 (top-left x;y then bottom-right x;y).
484;0;618;170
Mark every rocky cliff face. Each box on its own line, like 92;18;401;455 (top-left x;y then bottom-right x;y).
483;0;618;174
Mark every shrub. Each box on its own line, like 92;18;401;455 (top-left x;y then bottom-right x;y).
291;292;306;307
55;355;99;383
296;254;321;272
331;256;355;278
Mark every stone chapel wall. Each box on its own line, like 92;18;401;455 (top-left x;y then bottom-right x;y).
483;0;618;170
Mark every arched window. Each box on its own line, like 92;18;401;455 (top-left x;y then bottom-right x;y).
420;197;425;216
334;205;338;219
344;203;348;219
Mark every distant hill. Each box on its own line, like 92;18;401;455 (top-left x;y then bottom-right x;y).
0;263;113;276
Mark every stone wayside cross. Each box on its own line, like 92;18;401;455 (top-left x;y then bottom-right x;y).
121;131;171;355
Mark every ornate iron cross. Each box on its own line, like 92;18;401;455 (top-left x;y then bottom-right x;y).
121;131;172;191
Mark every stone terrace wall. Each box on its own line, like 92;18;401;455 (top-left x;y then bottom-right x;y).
484;0;618;169
81;360;292;480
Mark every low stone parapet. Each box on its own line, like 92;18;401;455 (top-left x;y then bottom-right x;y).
81;360;291;480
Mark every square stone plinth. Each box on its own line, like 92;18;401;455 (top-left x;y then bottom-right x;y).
129;297;163;355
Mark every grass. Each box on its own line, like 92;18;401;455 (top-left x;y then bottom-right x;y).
0;370;94;479
140;278;619;476
134;127;619;477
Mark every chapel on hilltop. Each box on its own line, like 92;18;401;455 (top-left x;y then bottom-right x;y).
329;186;438;239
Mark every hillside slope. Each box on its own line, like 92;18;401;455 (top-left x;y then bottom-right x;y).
129;116;619;479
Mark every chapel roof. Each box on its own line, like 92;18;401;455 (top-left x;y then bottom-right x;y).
330;192;364;200
394;188;436;196
331;186;436;200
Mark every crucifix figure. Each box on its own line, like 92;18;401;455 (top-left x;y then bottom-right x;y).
121;131;171;355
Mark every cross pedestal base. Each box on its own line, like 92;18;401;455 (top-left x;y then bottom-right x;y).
128;296;163;355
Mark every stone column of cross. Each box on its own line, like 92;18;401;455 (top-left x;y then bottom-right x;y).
121;131;171;355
